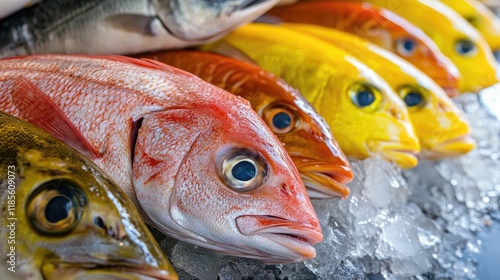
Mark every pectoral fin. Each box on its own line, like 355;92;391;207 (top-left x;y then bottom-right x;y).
10;77;101;159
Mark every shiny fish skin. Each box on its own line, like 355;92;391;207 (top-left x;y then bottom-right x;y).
0;0;279;57
343;0;499;93
285;23;476;159
138;50;353;199
0;111;177;280
202;23;421;168
267;1;462;97
0;55;322;263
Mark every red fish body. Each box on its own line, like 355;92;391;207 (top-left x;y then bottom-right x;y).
0;55;322;263
267;1;462;96
138;50;353;199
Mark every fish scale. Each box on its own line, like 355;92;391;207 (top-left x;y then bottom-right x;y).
0;55;323;263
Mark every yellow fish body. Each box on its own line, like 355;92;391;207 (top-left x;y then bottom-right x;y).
0;111;177;279
440;0;500;50
351;0;499;93
202;23;421;168
284;23;476;159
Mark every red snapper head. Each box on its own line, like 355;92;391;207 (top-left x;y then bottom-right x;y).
132;95;322;263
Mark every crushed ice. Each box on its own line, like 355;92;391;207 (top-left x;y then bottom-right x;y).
153;91;499;279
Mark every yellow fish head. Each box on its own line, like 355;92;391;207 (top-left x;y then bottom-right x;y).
398;82;476;159
441;0;500;51
318;58;421;169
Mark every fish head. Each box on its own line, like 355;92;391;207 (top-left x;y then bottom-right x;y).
132;94;322;263
153;0;280;41
377;7;462;96
316;57;420;169
397;81;476;159
442;0;500;51
250;78;353;199
1;114;176;279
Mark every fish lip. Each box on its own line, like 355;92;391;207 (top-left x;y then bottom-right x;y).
292;157;353;199
367;139;420;168
236;215;323;261
300;169;351;199
423;134;476;158
367;140;420;155
43;262;176;280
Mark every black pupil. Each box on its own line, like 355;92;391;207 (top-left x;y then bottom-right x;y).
45;195;72;223
458;41;475;54
232;160;256;181
272;112;292;130
403;39;416;51
404;92;423;107
357;90;375;107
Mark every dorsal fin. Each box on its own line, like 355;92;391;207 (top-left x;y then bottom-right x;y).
10;77;101;159
81;54;192;76
198;41;258;66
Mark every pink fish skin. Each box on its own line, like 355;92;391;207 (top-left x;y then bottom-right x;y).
0;55;322;263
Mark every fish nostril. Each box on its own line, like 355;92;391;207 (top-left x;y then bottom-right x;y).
389;107;402;120
437;101;448;112
93;216;127;239
94;216;106;230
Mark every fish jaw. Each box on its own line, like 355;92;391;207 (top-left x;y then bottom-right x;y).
422;134;476;159
293;156;353;199
236;215;323;263
154;0;280;41
367;140;421;169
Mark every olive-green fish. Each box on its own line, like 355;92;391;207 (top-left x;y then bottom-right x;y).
0;110;177;280
202;23;421;168
284;23;476;159
347;0;499;93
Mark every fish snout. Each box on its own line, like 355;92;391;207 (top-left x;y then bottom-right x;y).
293;157;353;199
236;215;323;261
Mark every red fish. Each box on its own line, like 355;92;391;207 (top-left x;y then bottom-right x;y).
0;55;322;263
266;1;462;97
138;50;353;199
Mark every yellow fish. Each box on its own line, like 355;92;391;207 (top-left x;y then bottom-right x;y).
202;23;421;168
440;0;500;50
0;110;177;280
284;23;476;159
348;0;499;93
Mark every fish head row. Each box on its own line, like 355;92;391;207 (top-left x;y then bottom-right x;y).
283;23;475;159
140;50;353;199
267;1;462;96
205;23;421;168
0;111;177;280
359;0;499;93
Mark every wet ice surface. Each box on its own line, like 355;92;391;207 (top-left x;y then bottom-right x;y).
153;92;499;279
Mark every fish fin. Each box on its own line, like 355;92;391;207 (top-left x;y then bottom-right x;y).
84;55;192;76
200;41;258;66
105;14;159;37
253;15;283;25
10;77;101;159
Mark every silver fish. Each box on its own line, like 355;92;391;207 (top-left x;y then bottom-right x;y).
0;0;279;57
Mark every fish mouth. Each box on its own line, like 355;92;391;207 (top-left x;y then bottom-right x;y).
367;140;420;169
298;167;352;199
42;262;176;280
236;215;323;263
423;134;476;159
293;158;353;199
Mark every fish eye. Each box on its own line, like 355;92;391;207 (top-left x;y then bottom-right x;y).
396;37;418;57
398;85;426;110
218;149;267;192
455;39;477;57
262;104;299;134
349;82;383;110
27;179;86;235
